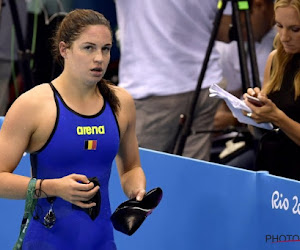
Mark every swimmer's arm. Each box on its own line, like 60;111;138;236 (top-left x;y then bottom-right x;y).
115;88;146;201
0;93;38;199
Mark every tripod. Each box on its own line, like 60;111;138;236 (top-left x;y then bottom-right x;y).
172;0;260;156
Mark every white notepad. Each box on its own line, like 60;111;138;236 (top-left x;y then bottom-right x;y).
209;83;273;130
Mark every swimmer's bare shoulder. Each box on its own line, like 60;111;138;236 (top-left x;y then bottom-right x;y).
4;83;57;152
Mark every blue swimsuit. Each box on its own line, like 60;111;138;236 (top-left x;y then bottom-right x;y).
23;83;120;250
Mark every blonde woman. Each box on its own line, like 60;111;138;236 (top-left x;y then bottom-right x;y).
244;0;300;180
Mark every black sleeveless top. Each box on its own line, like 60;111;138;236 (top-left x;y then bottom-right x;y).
256;54;300;181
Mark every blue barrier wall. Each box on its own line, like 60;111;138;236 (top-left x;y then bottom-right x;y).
1;116;300;249
110;150;300;250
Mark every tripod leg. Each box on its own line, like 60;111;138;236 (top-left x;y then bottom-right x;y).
231;0;251;94
244;6;261;88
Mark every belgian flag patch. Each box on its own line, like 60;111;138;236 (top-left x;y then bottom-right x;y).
85;140;97;150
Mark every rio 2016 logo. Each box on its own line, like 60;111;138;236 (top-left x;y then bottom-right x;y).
272;190;300;215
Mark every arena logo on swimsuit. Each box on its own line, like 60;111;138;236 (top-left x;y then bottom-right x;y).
76;125;105;135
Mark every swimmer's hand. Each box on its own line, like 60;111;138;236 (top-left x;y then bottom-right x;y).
52;174;100;208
